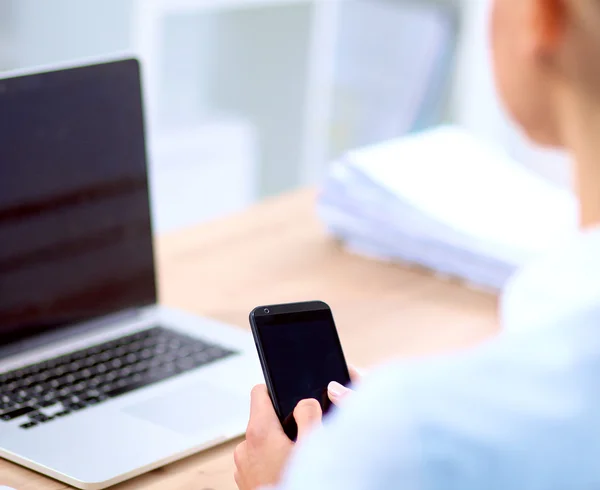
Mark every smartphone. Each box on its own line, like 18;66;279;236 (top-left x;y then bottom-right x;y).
249;301;351;440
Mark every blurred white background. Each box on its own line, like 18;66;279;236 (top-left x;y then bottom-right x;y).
0;0;571;233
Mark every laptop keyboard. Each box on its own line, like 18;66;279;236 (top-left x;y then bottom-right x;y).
0;327;237;429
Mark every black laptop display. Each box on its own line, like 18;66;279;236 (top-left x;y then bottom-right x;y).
0;59;157;346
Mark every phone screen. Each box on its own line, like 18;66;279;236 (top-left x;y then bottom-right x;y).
252;305;350;440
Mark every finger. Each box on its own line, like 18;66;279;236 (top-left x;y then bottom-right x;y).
247;384;281;442
233;470;243;490
348;365;363;382
233;441;246;469
328;381;353;405
249;384;279;426
294;398;322;440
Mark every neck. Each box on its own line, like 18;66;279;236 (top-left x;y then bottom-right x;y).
560;94;600;229
575;154;600;229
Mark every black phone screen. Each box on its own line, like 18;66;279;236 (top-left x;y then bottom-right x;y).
252;305;350;440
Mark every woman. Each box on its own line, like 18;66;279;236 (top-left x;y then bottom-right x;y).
234;0;600;488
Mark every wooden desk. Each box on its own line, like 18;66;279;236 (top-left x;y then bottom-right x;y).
1;189;499;490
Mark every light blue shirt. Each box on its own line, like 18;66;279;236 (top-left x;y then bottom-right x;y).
277;227;600;490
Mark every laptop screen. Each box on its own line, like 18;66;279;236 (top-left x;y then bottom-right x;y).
0;58;156;346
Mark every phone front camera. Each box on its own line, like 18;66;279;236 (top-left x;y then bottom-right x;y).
264;308;270;314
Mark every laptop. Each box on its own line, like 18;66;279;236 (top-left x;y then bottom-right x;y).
0;56;262;489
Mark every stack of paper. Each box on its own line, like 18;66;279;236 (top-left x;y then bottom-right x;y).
318;126;578;291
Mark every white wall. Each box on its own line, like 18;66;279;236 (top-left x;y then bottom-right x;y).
203;4;312;196
0;1;14;69
10;0;132;68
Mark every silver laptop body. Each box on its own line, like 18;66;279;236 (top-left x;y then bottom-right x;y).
0;56;261;490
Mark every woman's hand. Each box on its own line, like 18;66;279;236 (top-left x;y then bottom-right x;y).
235;365;363;489
234;385;322;490
328;365;362;406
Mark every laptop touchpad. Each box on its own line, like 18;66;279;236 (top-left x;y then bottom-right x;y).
123;381;246;435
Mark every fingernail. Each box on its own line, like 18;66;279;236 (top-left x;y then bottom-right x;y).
328;381;348;399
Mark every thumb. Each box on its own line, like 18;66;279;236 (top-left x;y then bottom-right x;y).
293;398;322;440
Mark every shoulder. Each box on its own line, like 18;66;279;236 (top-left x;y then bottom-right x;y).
343;331;600;488
501;227;600;333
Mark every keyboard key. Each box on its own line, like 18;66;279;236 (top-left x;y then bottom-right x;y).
148;358;162;368
6;381;19;392
58;387;73;398
68;361;82;371
72;382;87;393
88;377;103;388
140;349;153;360
0;401;14;412
175;358;195;372
20;421;38;429
96;363;108;373
38;400;57;408
32;385;45;395
28;412;50;422
16;389;28;399
193;352;209;363
125;353;138;364
71;351;87;361
110;359;123;369
154;344;167;355
1;405;35;421
41;391;58;403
